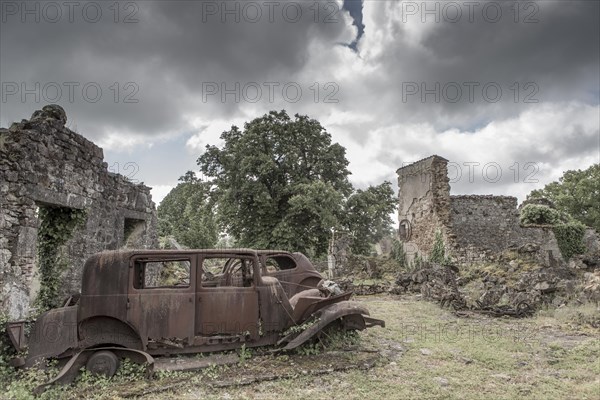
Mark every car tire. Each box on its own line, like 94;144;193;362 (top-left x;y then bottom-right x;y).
86;350;120;377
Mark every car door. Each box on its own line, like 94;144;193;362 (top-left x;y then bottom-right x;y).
195;255;260;340
127;254;196;347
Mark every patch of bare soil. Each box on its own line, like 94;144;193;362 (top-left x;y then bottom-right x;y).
535;326;595;349
210;350;380;388
121;349;381;398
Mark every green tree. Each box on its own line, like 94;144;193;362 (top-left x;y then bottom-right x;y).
527;164;600;232
343;181;396;255
197;110;352;257
157;172;218;249
272;181;344;256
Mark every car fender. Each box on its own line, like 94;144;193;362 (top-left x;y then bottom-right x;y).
25;306;78;366
279;301;383;351
33;346;154;395
78;316;143;350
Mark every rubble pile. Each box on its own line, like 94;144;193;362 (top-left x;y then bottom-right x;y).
396;262;465;310
337;279;391;295
395;238;600;317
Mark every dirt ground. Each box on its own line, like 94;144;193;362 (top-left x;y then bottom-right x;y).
120;295;600;399
9;294;599;400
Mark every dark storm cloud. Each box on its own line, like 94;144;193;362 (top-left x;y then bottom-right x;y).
420;0;600;102
327;0;599;195
2;0;596;138
0;0;354;138
0;0;597;202
345;0;599;131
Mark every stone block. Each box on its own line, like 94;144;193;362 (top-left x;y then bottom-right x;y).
15;226;38;258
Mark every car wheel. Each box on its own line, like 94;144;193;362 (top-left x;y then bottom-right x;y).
86;350;120;377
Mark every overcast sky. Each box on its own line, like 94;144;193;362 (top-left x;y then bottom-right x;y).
1;0;598;206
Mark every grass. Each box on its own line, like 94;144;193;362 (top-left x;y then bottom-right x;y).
355;296;599;400
2;296;598;399
536;302;600;331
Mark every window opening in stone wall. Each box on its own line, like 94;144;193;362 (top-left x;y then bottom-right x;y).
124;218;146;248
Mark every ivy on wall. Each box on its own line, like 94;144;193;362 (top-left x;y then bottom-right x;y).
552;222;587;260
392;229;454;271
35;205;87;312
520;204;587;260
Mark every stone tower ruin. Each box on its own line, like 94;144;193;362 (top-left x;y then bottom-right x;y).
396;155;452;257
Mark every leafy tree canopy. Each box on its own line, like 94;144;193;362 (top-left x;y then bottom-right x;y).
194;110;395;257
527;163;600;232
343;181;396;255
157;172;218;249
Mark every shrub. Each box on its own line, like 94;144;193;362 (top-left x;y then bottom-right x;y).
428;229;453;266
412;253;424;269
520;204;563;226
390;239;408;269
0;313;16;390
520;204;586;260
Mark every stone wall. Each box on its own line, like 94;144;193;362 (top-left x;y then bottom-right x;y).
450;195;561;265
396;155;451;257
450;195;519;253
0;105;157;319
397;155;562;267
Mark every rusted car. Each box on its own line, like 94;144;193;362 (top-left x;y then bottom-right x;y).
6;249;384;390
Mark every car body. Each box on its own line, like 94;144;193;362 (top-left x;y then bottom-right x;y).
6;249;384;390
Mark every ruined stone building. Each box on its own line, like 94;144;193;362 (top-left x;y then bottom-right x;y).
397;155;561;266
0;105;157;319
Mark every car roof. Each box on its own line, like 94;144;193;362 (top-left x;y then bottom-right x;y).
90;249;297;258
